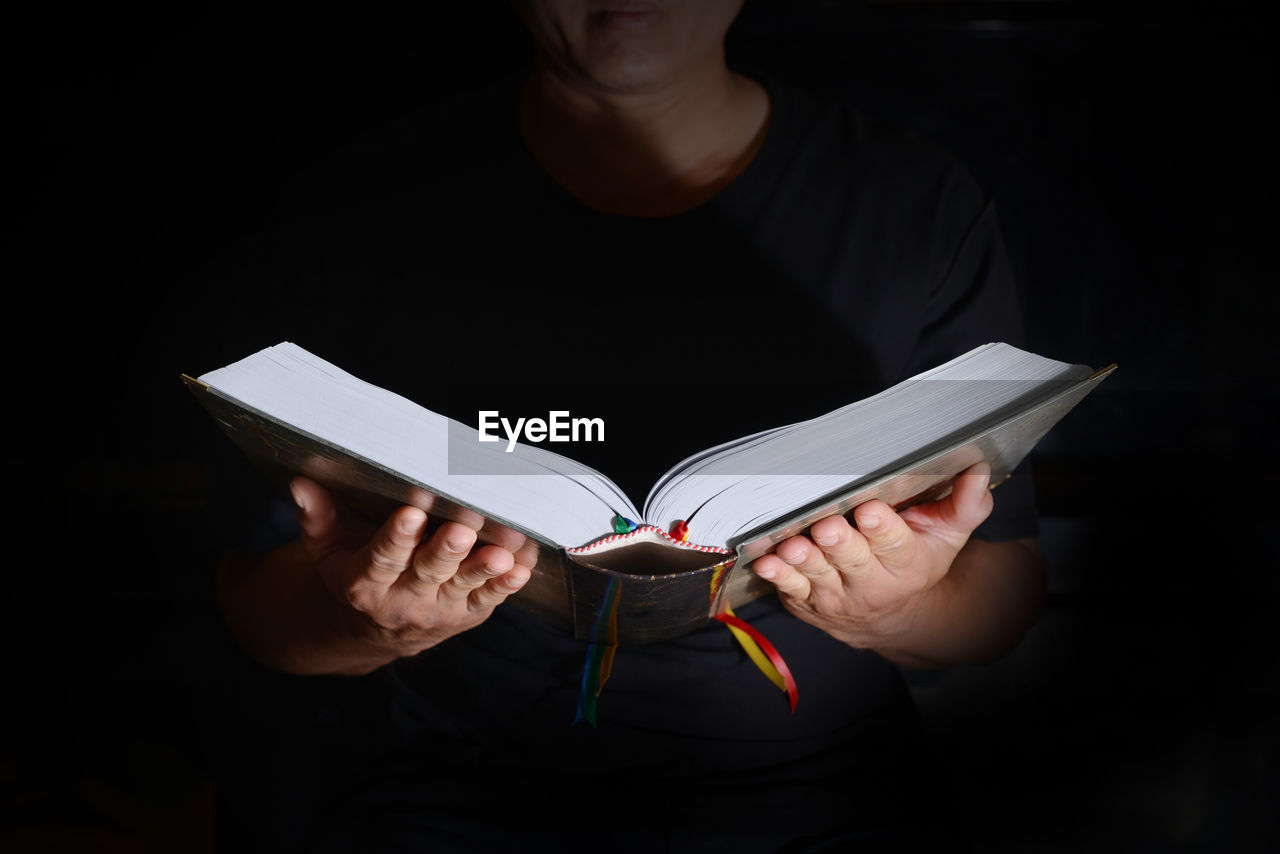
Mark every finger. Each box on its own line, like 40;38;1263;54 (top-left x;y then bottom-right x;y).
467;563;532;613
808;515;876;578
774;534;844;593
479;518;531;555
852;500;918;575
400;521;477;592
359;505;430;588
751;553;812;600
440;544;516;600
476;518;541;571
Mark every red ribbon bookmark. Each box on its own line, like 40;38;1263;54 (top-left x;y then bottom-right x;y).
714;605;798;713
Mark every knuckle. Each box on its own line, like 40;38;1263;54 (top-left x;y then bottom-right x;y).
367;546;404;575
345;584;378;614
414;565;452;587
447;571;482;592
413;556;461;587
469;556;507;580
880;529;914;555
845;536;872;564
467;590;501;613
795;560;830;579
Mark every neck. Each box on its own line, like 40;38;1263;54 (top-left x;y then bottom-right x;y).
519;61;769;217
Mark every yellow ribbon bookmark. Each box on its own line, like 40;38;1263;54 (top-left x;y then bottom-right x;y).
715;604;798;711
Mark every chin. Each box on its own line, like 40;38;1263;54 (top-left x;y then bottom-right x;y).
575;46;690;94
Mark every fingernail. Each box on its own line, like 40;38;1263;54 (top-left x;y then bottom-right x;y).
813;533;837;546
401;514;426;535
754;563;774;579
445;538;470;554
859;513;880;529
781;549;806;565
289;482;306;511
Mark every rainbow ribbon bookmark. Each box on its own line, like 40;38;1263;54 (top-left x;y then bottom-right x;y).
573;642;617;726
574;576;621;726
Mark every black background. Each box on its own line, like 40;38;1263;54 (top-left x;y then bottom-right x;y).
9;1;1278;851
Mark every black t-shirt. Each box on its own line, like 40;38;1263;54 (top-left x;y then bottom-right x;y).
200;70;1039;845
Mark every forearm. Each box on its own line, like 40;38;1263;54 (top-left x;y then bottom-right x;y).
217;544;399;677
871;538;1047;669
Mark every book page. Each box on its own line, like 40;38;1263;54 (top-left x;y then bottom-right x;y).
200;343;640;548
643;343;1093;548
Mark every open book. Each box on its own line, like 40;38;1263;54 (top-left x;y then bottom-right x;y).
185;342;1113;644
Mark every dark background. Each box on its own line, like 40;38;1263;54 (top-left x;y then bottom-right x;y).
9;1;1277;851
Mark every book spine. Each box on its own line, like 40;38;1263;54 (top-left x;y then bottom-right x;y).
562;549;739;645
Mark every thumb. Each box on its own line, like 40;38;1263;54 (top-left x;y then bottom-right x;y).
290;476;341;555
935;461;994;536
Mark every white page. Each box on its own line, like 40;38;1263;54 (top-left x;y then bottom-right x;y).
644;343;1090;547
201;343;638;547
